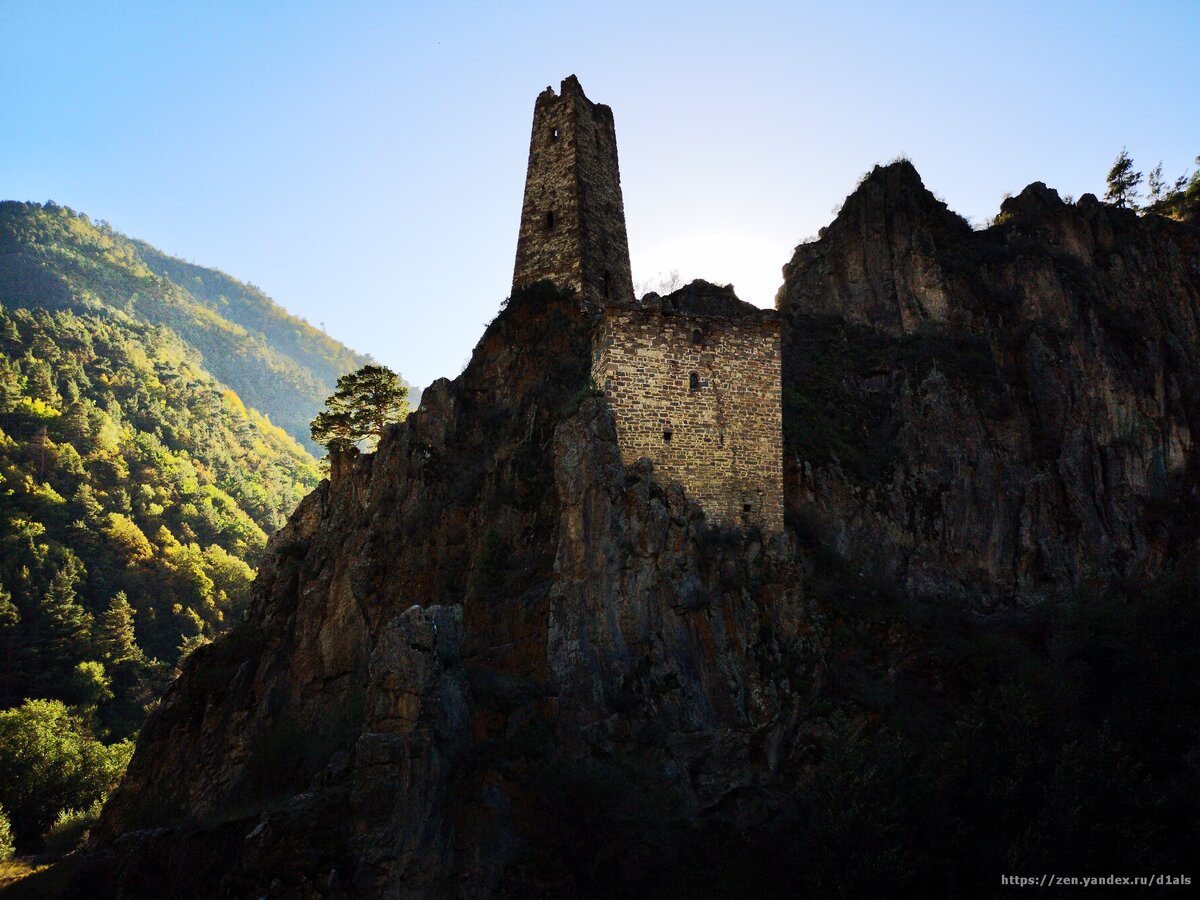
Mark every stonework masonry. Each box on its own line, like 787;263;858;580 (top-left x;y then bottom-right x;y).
592;287;784;533
515;76;783;533
512;75;635;307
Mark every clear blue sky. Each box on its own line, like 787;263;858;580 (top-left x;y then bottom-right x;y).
3;1;1197;390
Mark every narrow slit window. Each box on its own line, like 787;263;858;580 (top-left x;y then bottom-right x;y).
689;372;700;391
551;126;560;140
663;430;673;443
545;210;554;230
692;329;703;345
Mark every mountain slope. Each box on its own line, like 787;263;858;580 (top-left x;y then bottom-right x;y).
0;300;319;719
0;201;367;854
0;202;378;453
130;240;374;405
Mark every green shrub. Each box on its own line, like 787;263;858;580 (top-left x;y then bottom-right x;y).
42;801;103;855
0;803;14;861
0;699;133;847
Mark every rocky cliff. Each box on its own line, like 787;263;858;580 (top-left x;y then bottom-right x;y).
59;165;1200;898
70;283;811;897
778;161;1200;605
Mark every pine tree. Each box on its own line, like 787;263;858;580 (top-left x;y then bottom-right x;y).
0;583;17;630
310;364;409;453
36;567;93;672
30;424;49;480
1147;161;1165;203
309;405;356;453
0;583;19;703
24;358;60;406
71;483;104;524
96;592;140;665
176;632;212;669
1105;148;1143;209
1;315;20;347
60;401;93;452
0;358;22;411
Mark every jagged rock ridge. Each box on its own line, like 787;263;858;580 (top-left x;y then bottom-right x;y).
778;161;1200;604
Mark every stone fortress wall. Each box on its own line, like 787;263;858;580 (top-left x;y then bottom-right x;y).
592;285;784;533
514;77;782;533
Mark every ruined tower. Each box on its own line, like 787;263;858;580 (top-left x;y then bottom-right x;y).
513;77;783;534
512;75;635;306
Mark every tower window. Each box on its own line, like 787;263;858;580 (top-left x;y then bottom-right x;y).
689;372;700;391
663;430;672;443
545;210;554;230
692;329;703;345
551;126;560;140
743;503;752;513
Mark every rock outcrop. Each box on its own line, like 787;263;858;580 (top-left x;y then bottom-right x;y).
65;163;1200;896
73;284;809;897
778;161;1200;604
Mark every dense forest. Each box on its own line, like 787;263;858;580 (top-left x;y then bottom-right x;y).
0;202;377;860
0;300;321;849
0;202;382;455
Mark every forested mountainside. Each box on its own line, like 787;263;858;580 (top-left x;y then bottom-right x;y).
0;296;320;711
130;240;375;412
0;202;370;863
51;167;1199;898
0;201;378;454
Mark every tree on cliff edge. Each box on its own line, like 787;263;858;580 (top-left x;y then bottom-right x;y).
1105;148;1143;209
310;364;409;453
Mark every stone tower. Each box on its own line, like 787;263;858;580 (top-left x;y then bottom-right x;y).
512;75;635;306
512;77;782;534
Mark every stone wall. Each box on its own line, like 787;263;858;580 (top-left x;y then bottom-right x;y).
512;75;634;306
592;294;783;533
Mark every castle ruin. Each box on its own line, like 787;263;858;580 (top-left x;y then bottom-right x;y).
514;76;783;533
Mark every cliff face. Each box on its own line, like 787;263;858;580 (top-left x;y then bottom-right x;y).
66;165;1200;896
77;284;808;897
778;161;1200;604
